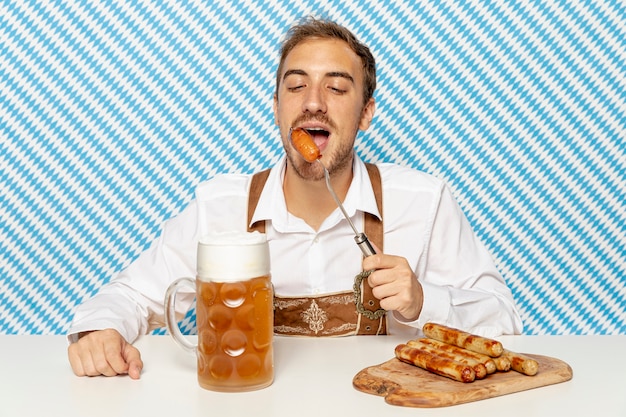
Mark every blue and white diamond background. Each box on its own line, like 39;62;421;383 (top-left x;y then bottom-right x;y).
1;0;624;335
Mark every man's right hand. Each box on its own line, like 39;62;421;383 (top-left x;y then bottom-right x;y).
67;328;143;379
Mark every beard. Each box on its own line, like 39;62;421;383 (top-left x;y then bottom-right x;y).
285;128;357;181
282;109;361;180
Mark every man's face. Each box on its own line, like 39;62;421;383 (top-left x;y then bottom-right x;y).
274;38;375;180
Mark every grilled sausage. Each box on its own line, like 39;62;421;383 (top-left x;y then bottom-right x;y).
289;127;320;162
394;343;475;383
407;339;488;379
416;338;497;374
493;355;512;372
422;322;504;357
502;349;539;376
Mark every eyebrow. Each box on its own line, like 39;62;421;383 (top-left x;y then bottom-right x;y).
283;69;355;84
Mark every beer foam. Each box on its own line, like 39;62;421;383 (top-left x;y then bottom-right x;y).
199;230;267;246
197;231;270;282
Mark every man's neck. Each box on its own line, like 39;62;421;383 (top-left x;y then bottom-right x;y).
283;162;353;231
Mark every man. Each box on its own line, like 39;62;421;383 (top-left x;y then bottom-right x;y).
67;17;523;379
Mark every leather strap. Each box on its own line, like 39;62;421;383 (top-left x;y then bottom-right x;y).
358;163;386;335
247;163;386;335
248;168;271;234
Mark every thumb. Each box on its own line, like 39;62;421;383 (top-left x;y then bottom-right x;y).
362;242;383;272
123;343;143;380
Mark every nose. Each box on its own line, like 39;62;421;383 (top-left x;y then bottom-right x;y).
302;86;327;114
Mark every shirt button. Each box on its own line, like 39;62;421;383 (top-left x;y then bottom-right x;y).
313;236;320;244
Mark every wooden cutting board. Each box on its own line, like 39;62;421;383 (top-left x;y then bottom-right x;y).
353;353;573;408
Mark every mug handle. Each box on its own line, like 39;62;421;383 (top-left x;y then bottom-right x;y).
164;277;197;354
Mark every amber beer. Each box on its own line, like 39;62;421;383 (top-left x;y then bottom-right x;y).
164;231;274;392
195;275;273;391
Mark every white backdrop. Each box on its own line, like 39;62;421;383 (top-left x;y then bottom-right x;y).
1;0;624;335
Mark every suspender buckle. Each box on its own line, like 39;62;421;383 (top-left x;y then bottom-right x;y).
353;270;386;320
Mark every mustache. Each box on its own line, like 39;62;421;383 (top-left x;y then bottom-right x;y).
291;113;336;130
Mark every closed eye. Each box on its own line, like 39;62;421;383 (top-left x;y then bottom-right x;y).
287;85;305;92
329;87;347;94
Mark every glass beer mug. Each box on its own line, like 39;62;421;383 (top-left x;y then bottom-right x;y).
165;231;274;392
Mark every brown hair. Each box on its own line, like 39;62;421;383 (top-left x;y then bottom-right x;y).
275;17;376;105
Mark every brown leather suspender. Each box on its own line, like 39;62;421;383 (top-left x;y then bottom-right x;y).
357;164;387;335
247;168;271;235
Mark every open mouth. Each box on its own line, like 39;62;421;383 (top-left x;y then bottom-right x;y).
304;128;330;148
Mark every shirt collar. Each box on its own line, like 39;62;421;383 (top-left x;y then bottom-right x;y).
250;154;381;230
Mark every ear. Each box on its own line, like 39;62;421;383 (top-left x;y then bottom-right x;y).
273;94;279;126
358;97;376;131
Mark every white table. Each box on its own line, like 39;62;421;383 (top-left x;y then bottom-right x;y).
1;334;624;416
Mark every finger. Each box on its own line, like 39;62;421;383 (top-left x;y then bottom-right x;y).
103;340;131;375
123;344;143;380
128;360;143;380
362;253;404;277
367;264;405;287
67;344;86;376
364;265;387;288
82;333;121;376
77;349;111;377
369;277;394;299
380;283;424;322
374;291;411;318
372;273;418;302
92;351;119;377
74;341;101;376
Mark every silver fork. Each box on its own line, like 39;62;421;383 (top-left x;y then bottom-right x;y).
317;159;376;258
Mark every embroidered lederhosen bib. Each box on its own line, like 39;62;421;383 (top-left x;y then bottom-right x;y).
247;164;387;336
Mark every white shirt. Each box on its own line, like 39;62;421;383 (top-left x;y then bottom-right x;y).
68;155;523;342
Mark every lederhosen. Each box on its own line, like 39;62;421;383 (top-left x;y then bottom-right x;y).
247;163;387;336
